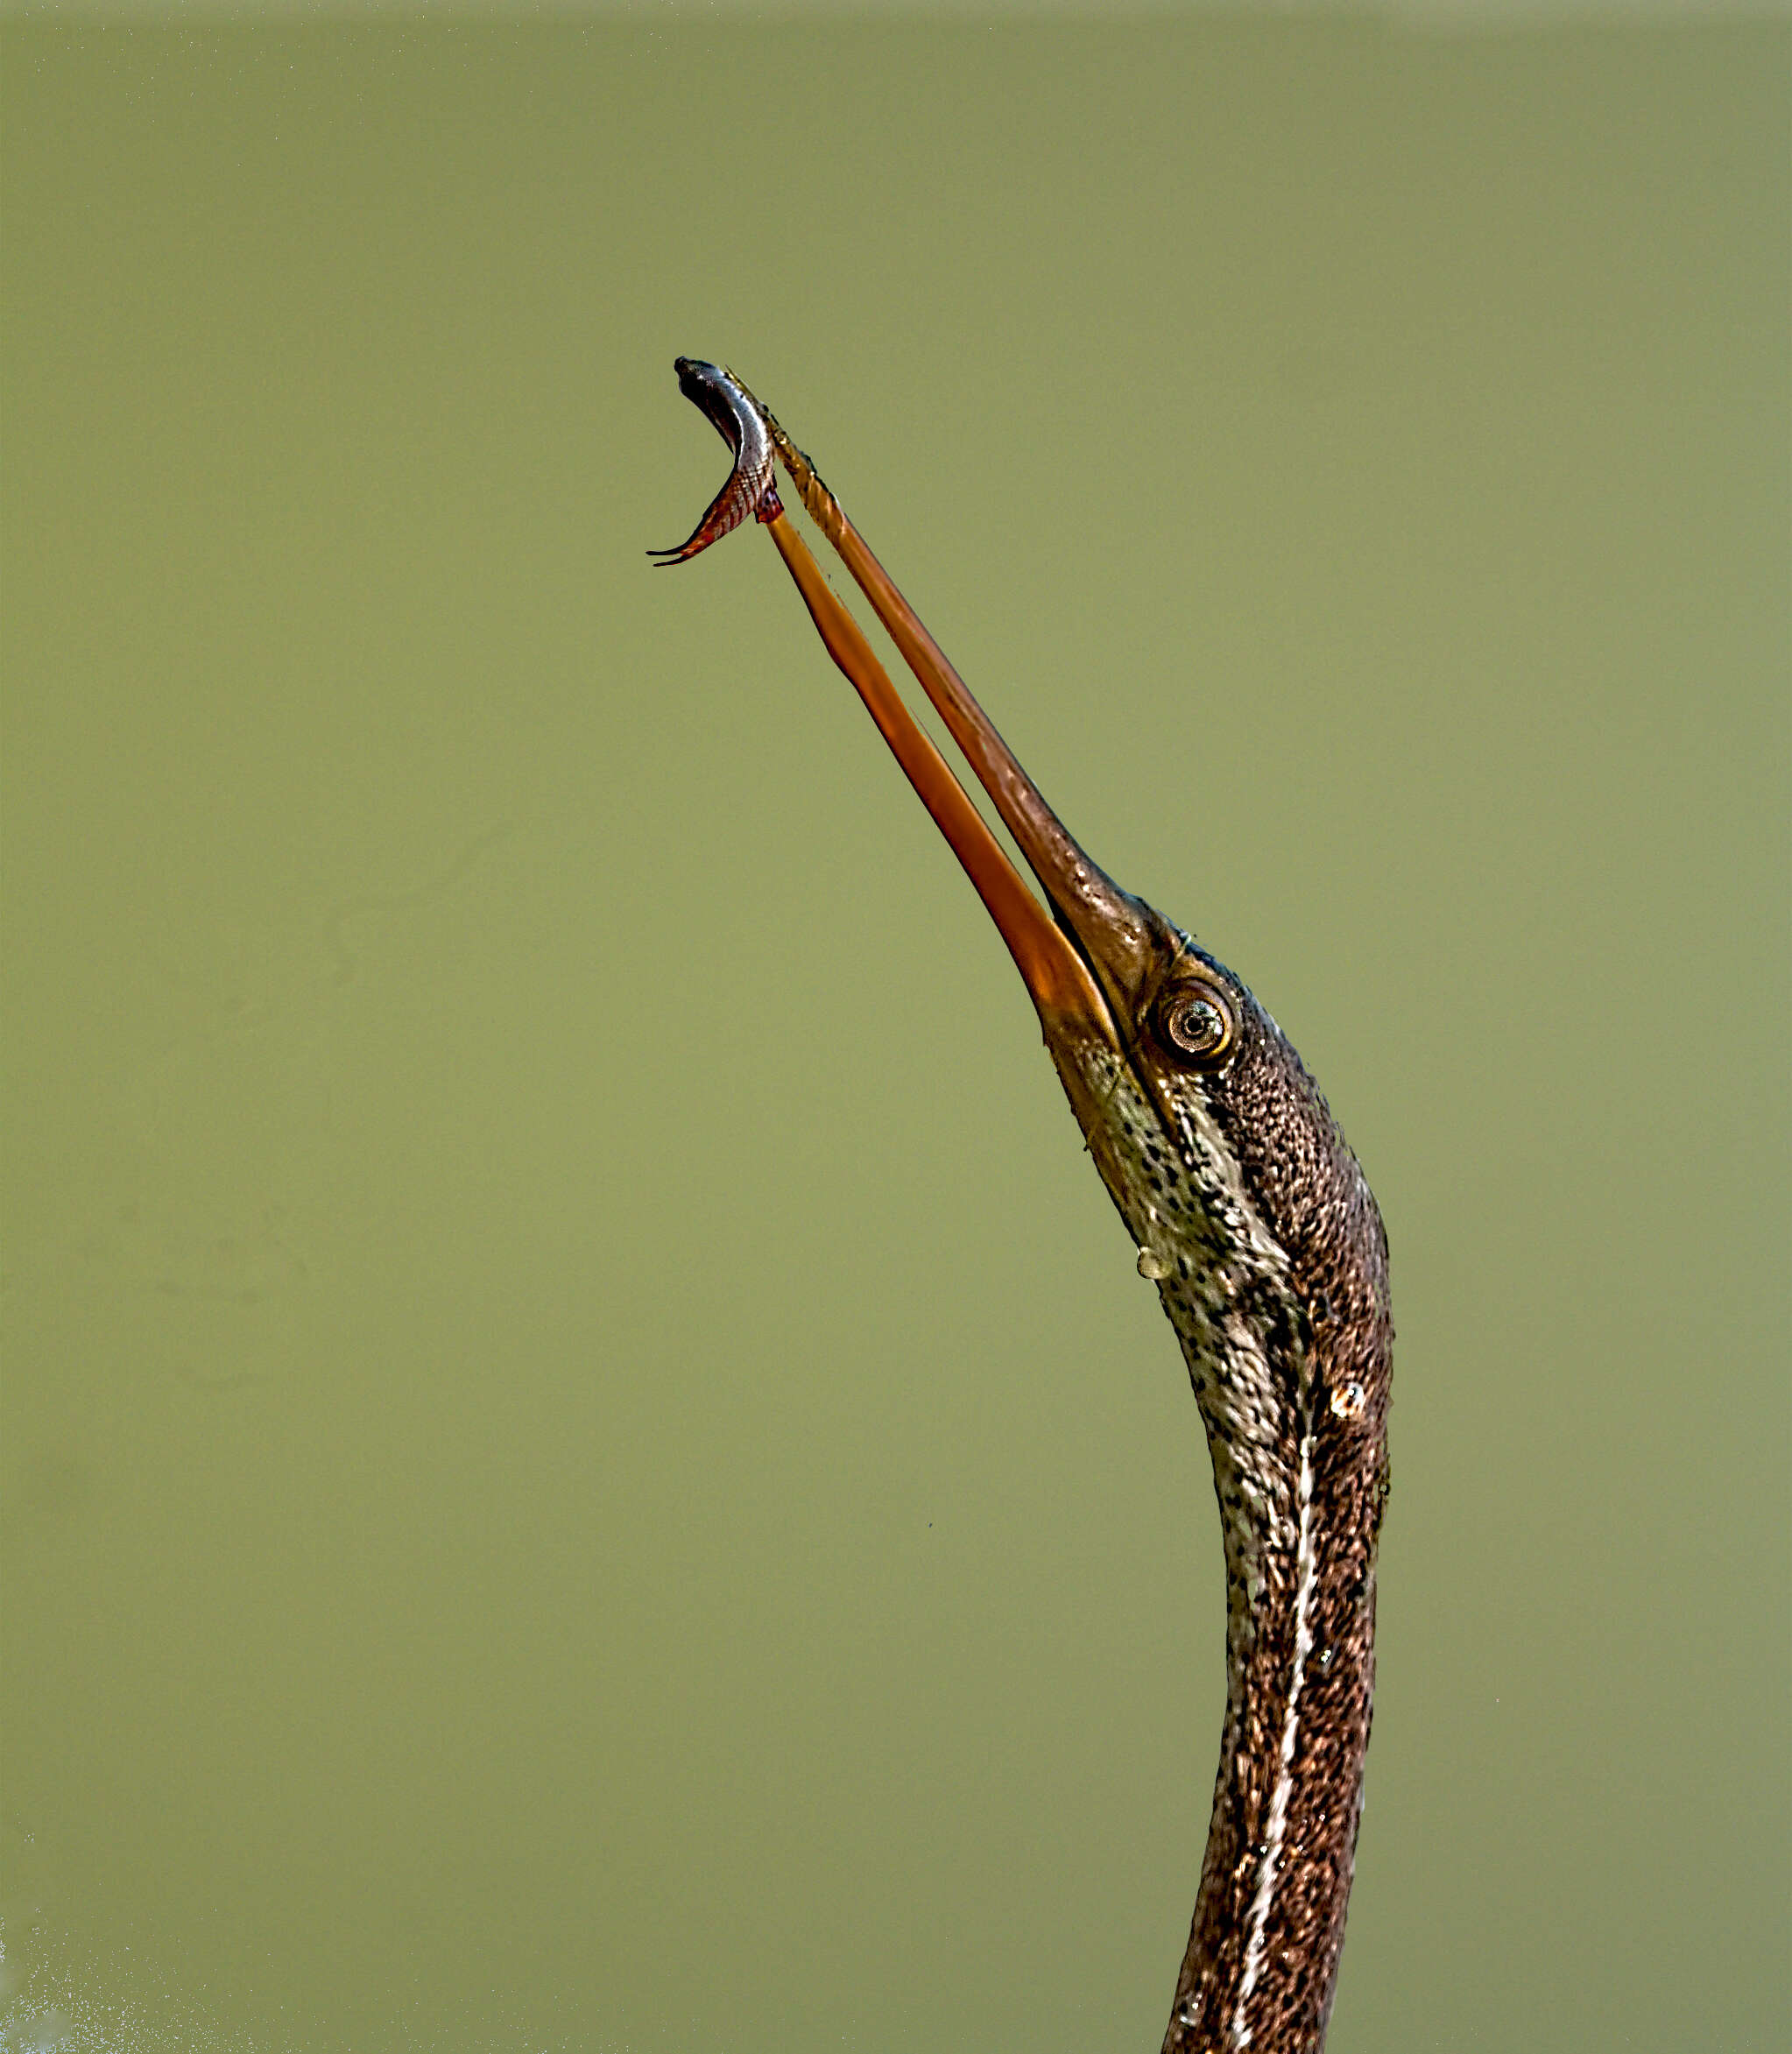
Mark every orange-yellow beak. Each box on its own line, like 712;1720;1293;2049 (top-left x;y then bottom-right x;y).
657;360;1163;1063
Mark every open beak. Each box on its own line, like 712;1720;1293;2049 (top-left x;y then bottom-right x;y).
653;361;1160;1061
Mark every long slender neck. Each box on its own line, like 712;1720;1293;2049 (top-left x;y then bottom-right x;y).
1161;1338;1387;2054
1063;1045;1391;2053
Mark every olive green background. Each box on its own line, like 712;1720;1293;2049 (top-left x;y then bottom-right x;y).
4;13;1787;2052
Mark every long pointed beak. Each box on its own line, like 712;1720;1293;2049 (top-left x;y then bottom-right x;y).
657;362;1161;1051
766;427;1165;1043
761;506;1114;1027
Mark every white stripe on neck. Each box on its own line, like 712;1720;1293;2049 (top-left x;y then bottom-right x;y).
1230;1420;1318;2046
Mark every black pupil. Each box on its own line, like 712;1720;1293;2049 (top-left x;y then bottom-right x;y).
1174;999;1223;1052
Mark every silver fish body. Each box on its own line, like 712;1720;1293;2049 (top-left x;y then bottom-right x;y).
648;358;777;565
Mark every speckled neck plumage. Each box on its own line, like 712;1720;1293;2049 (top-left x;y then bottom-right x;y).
1050;985;1391;2054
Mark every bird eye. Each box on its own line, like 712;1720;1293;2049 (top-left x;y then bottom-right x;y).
1161;986;1234;1065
